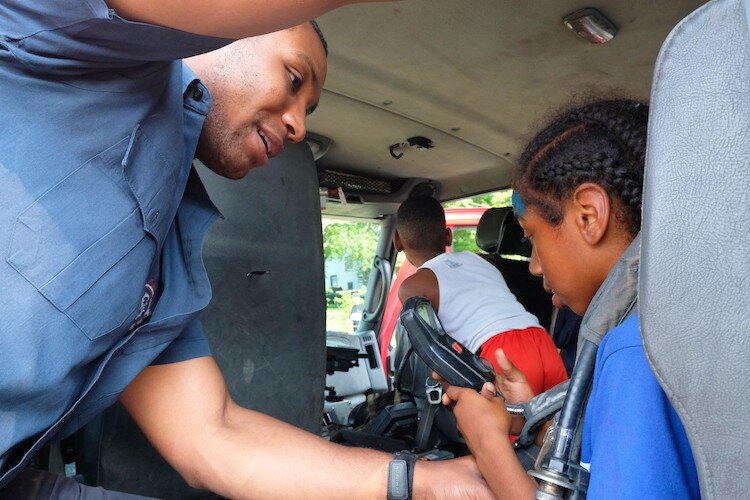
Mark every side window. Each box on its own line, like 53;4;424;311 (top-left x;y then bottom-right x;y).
451;226;483;254
443;188;513;254
322;218;381;334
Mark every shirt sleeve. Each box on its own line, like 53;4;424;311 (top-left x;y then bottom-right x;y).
581;326;700;499
479;328;568;395
151;318;212;365
536;330;569;390
0;0;231;75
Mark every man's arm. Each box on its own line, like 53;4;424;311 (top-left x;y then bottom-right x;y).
105;0;391;39
397;269;440;310
120;356;493;499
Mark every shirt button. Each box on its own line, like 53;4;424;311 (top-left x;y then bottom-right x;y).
192;87;203;101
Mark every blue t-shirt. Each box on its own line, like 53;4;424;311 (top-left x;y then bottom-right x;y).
0;0;232;486
581;314;700;498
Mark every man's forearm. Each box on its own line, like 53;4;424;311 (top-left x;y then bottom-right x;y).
122;358;492;499
105;1;387;39
192;408;492;499
190;403;389;499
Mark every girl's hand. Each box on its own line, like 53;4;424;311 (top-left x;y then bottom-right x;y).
441;384;512;451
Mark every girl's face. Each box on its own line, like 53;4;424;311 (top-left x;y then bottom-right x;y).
517;204;603;316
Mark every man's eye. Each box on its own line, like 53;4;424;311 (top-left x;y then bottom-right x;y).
289;72;303;93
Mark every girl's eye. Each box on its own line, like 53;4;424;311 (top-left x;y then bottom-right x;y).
289;72;303;93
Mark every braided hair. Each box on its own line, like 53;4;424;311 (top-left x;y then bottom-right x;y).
513;100;648;236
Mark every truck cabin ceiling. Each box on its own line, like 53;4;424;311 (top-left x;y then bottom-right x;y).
310;0;705;218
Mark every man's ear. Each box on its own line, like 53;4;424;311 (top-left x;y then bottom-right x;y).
572;183;611;245
445;227;453;247
393;230;404;252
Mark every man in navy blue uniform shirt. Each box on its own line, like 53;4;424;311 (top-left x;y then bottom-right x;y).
0;1;491;498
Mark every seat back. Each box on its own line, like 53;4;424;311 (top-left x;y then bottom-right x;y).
78;142;327;497
475;207;553;328
640;0;750;497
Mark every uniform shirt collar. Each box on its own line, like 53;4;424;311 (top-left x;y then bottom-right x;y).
182;62;212;116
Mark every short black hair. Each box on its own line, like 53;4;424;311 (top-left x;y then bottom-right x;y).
309;20;328;56
396;195;446;252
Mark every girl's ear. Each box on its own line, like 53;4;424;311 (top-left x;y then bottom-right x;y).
572;183;611;245
445;227;453;247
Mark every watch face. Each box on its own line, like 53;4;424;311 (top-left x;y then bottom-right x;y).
387;459;409;500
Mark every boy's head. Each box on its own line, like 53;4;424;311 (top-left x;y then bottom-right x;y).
394;195;451;262
187;21;328;179
512;99;648;315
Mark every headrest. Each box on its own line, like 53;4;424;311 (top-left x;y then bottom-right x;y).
640;0;750;498
475;207;532;257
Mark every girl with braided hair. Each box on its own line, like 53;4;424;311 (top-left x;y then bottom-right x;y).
441;100;699;499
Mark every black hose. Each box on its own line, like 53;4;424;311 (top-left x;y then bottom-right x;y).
548;339;598;466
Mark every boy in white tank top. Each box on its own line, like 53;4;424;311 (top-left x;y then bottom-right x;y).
394;196;567;395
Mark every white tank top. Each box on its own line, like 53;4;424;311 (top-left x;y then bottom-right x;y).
420;251;541;352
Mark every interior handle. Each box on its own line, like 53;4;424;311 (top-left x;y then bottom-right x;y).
362;256;392;322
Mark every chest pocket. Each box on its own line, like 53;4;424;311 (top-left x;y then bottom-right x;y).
6;130;164;341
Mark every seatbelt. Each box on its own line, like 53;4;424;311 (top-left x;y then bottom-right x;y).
415;377;442;451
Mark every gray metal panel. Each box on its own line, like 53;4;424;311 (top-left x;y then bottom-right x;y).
640;0;750;498
89;142;326;498
198;142;326;430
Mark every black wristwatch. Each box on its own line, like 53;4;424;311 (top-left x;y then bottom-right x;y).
387;451;418;500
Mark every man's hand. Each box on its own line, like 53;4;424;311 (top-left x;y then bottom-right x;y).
413;456;494;500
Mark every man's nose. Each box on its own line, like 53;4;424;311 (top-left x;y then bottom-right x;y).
282;106;306;143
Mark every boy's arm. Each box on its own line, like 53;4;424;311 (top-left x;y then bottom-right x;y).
443;385;537;499
398;268;441;310
105;0;391;39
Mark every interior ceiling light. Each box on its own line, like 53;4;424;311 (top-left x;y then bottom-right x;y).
563;8;618;44
304;132;333;161
389;136;434;160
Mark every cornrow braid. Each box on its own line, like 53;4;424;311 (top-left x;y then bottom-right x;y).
514;100;648;236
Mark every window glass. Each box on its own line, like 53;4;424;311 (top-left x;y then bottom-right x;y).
451;227;482;253
393;251;407;276
443;188;513;254
322;217;381;333
443;188;512;209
